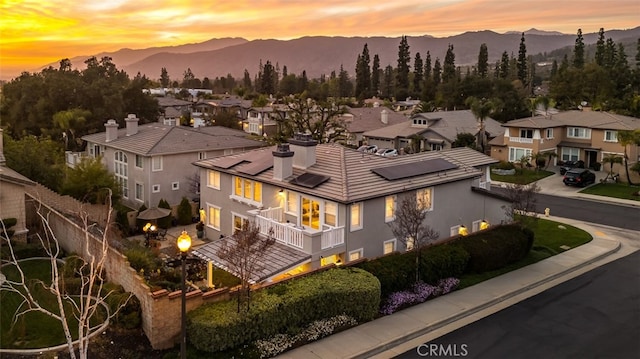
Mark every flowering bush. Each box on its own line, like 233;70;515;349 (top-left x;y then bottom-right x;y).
254;314;357;358
380;277;460;315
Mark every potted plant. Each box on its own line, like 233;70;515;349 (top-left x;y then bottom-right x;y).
196;221;205;239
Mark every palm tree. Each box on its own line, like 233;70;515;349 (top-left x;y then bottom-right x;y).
530;152;547;171
602;153;623;181
466;97;493;154
617;129;640;185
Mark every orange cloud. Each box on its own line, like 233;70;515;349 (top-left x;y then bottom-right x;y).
1;0;638;80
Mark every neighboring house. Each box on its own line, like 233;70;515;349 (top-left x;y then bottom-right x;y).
363;110;503;153
157;97;192;126
193;133;507;283
0;129;36;241
340;105;408;147
489;110;640;169
82;114;265;210
243;106;280;137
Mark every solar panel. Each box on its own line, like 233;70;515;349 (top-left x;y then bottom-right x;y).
372;158;458;180
238;159;273;176
290;172;330;188
213;156;248;169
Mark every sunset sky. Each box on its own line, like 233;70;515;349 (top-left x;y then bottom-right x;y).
1;0;638;80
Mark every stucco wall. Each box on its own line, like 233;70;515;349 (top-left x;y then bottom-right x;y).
0;181;29;241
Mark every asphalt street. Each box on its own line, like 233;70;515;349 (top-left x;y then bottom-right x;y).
394;251;640;359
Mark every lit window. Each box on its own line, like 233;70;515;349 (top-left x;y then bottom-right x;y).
350;202;363;231
207;170;220;189
383;239;396;254
406;237;414;251
233;214;248;233
348;249;363;262
208;205;220;230
385;195;396;222
325;201;337;226
232;176;262;205
416;188;433;211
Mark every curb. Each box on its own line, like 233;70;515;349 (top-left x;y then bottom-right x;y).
351;239;622;359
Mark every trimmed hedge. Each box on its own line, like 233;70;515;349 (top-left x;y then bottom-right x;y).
419;244;470;284
187;267;380;352
452;224;533;273
355;252;415;297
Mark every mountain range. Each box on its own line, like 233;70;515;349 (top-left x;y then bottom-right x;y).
43;27;640;82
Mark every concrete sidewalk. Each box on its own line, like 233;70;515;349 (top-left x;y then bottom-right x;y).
278;216;622;359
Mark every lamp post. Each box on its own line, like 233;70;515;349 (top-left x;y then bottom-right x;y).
176;230;192;359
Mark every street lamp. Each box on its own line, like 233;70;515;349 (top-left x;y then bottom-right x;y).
177;230;192;359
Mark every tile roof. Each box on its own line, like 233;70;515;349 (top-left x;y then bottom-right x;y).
503;111;640;130
195;143;497;203
343;106;409;133
363;110;503;142
0;166;36;186
82;123;264;156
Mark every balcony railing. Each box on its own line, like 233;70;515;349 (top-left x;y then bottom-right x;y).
250;207;345;251
509;137;534;144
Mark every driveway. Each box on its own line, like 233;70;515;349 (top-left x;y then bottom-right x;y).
496;166;607;196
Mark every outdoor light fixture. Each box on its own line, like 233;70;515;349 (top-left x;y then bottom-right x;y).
458;225;468;236
176;230;192;359
278;189;285;196
480;220;490;230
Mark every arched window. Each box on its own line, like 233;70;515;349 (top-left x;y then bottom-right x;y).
114;151;128;198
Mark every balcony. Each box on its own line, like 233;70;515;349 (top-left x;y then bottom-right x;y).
249;207;345;253
509;137;534;144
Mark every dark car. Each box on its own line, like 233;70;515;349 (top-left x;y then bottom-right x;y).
559;160;585;175
563;168;596;187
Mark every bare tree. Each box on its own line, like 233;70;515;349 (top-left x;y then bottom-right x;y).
216;220;275;312
388;195;439;283
273;94;347;143
0;191;132;359
501;182;540;228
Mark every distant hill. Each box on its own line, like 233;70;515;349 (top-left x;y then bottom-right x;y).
44;27;640;81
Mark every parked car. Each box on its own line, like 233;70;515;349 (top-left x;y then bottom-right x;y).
375;148;398;157
559;160;585;175
563;168;596;187
357;145;378;153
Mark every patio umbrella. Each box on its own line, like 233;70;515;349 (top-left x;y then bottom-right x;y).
137;207;171;221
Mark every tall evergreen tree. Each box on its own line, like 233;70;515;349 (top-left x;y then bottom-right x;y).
338;64;352;98
261;60;276;95
371;54;381;96
573;28;585;69
604;38;617;69
517;33;528;83
499;51;510;79
433;58;442;85
478;43;489;78
595;28;606;66
396;36;411;100
355;44;372;99
413;52;423;98
160;67;170;88
382;65;394;99
243;69;252;91
442;44;456;83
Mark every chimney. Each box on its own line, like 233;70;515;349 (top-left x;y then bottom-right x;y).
272;144;294;181
125;114;139;136
105;119;119;142
381;109;389;124
0;128;6;166
289;133;317;169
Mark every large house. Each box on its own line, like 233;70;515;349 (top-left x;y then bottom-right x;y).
340;106;408;147
363;110;503;153
0;129;36;241
489;110;640;169
82;114;265;210
193;133;508;283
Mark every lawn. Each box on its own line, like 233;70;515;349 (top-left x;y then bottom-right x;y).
458;218;592;288
490;168;554;185
580;182;640;201
0;259;107;349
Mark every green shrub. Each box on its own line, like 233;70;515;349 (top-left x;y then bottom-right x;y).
157;199;172;229
1;217;17;239
493;161;515;170
124;246;161;273
102;282;141;329
453;224;532;273
419;244;470;284
355;252;414;297
62;254;88;278
188;267;380;352
177;197;193;225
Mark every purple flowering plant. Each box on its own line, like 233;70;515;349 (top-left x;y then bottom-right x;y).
380;277;460;315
